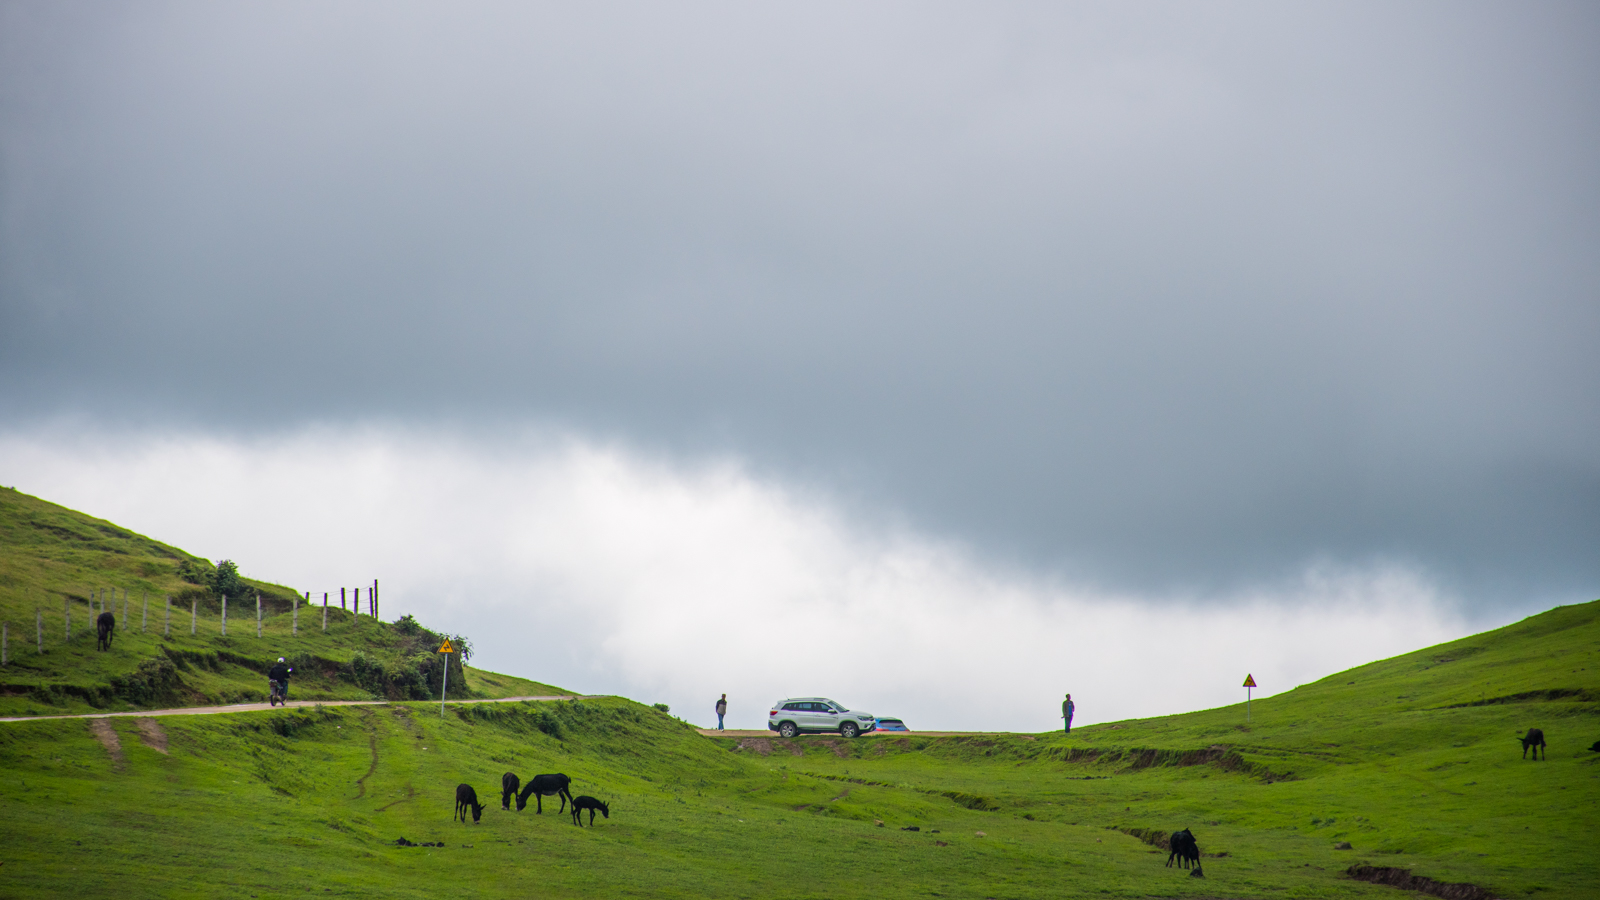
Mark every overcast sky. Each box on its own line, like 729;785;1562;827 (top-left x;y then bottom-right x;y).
2;3;1596;727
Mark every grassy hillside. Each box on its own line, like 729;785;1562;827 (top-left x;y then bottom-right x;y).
735;599;1600;899
0;487;1595;898
0;487;562;715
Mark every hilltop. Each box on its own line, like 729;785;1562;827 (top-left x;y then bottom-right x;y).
0;487;561;716
0;486;1595;898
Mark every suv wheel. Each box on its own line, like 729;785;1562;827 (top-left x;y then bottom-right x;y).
840;721;859;738
779;721;799;739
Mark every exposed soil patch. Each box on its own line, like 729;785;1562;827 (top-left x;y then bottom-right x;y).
733;738;772;756
1057;745;1295;782
88;719;124;770
1346;865;1497;900
134;718;168;754
829;789;850;802
1120;826;1173;851
1439;688;1594;708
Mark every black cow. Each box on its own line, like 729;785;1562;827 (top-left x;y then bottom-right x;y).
454;784;485;823
1520;728;1546;761
96;612;115;651
1588;740;1600;754
501;772;521;811
516;773;574;813
569;795;609;827
1166;828;1202;875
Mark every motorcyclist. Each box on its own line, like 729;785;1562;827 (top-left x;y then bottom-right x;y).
268;657;292;705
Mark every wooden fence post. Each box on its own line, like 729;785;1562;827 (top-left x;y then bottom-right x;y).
322;592;328;632
221;594;227;636
256;593;262;638
295;592;303;636
374;579;379;620
165;595;171;637
340;587;346;611
191;599;197;634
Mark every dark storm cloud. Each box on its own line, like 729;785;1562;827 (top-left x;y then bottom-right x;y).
3;1;1597;610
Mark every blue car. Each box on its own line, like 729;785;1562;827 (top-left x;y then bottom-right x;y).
874;717;909;732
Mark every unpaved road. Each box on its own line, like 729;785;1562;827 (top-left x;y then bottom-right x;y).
698;729;1028;738
0;695;583;724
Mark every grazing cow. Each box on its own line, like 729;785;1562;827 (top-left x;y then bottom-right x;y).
96;612;115;651
516;773;574;814
501;772;521;811
569;795;610;827
454;784;485;823
1166;828;1202;874
1519;728;1546;761
1588;741;1600;754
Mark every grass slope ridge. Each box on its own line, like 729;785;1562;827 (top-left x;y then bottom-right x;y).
0;486;562;715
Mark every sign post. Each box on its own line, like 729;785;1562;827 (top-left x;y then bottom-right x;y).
1243;673;1257;723
438;638;455;718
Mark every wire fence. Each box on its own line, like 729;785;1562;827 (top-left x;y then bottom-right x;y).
0;580;380;663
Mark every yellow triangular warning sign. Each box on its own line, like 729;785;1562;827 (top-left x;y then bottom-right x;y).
438;639;455;654
1242;674;1257;688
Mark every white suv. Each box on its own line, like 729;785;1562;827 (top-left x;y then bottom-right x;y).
768;697;878;738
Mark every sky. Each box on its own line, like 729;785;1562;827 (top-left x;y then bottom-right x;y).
1;2;1596;730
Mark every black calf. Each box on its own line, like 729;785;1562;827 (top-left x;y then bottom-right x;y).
1520;728;1546;761
96;612;115;651
454;784;485;823
501;772;520;811
570;795;609;827
516;773;574;813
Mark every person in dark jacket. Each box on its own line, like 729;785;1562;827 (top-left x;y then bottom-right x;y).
715;694;728;730
1062;693;1074;734
269;657;293;703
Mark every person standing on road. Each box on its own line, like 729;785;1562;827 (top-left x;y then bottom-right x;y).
1062;693;1074;734
715;693;728;731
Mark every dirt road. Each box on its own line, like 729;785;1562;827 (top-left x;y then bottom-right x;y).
0;695;582;724
697;729;1026;738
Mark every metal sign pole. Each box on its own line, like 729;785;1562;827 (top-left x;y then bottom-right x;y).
440;652;449;718
438;638;455;718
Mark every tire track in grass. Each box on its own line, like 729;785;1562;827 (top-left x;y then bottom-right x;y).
376;784;416;812
352;712;379;800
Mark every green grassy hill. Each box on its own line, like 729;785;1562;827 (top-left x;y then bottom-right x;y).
0;487;561;715
0;487;1595;899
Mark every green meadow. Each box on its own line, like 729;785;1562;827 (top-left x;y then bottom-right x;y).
0;486;1597;899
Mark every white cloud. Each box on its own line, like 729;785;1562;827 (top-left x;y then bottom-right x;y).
0;424;1474;731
